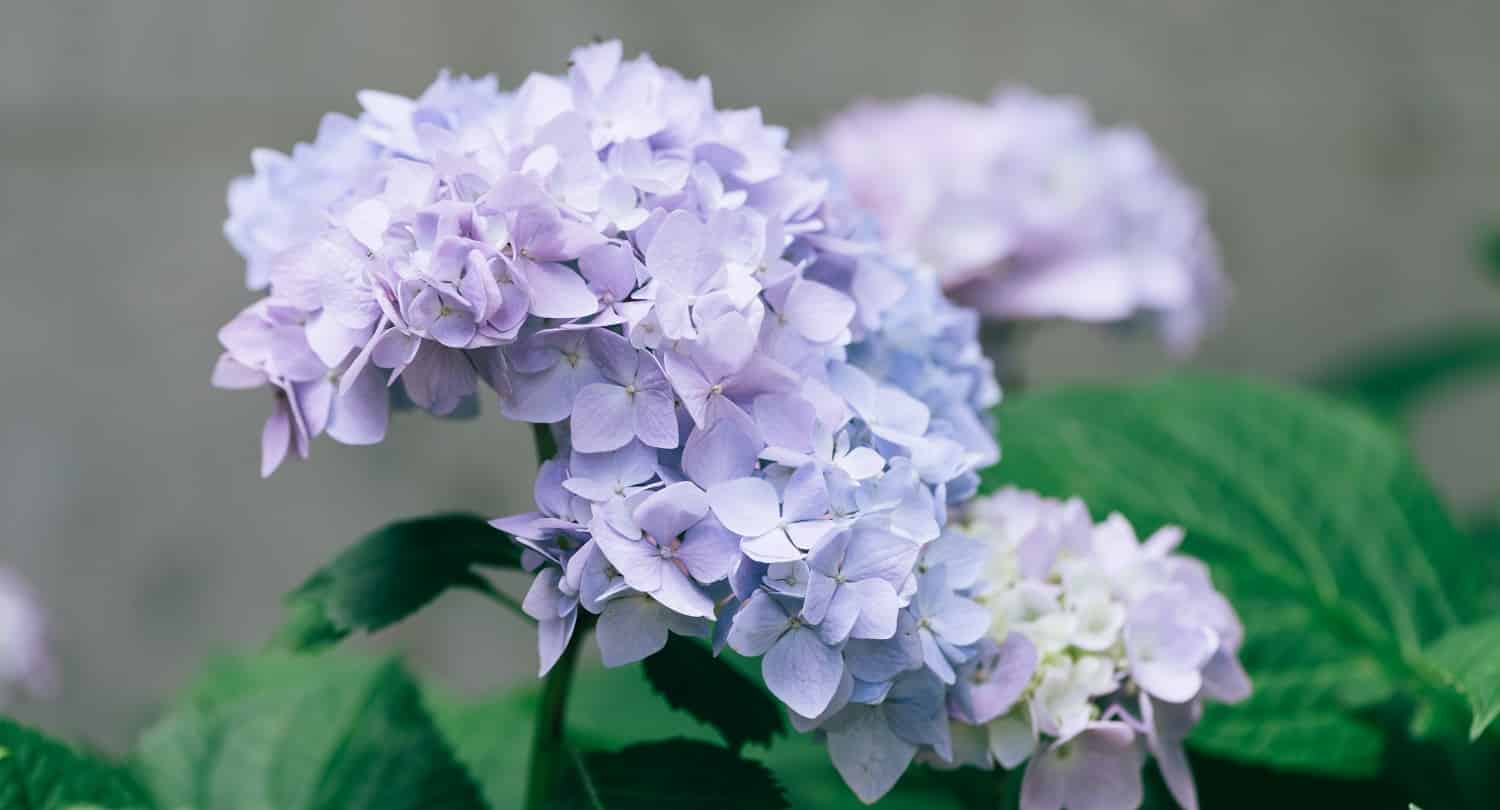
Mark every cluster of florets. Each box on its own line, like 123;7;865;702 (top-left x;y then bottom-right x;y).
0;567;53;705
215;40;1006;802
929;488;1249;810
816;89;1228;353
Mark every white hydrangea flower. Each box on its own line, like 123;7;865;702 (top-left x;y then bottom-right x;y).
944;487;1251;810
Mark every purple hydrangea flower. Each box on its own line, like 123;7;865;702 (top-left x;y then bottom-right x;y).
217;40;1018;805
0;567;54;704
816;90;1228;354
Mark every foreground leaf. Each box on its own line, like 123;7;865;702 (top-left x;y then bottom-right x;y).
431;662;966;810
985;376;1486;775
1426;616;1500;740
134;653;484;810
0;717;152;809
560;739;789;809
1319;324;1500;421
642;637;785;752
272;513;520;651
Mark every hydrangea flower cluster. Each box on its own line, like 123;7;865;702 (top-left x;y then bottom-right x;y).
0;567;53;705
215;40;1009;801
933;488;1250;810
815;89;1228;353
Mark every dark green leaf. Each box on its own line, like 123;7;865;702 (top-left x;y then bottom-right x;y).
1478;225;1500;281
1318;324;1500;421
1460;507;1500;615
985;376;1486;775
431;661;967;810
1425;616;1500;740
641;636;784;752
558;739;789;810
1139;750;1401;810
533;423;559;462
272;513;520;651
134;653;485;810
0;716;152;809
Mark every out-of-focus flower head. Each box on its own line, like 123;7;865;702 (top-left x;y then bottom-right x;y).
216;41;1004;803
0;567;54;704
933;487;1250;810
816;89;1227;354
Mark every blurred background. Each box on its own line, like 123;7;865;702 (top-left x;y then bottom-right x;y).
3;0;1498;751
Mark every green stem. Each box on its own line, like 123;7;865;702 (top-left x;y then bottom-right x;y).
523;619;589;809
523;419;580;810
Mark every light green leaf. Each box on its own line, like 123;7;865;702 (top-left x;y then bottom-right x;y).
984;376;1487;775
0;716;152;810
271;513;521;651
133;654;485;810
1425;616;1500;740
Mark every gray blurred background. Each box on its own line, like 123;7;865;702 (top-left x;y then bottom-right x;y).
3;0;1498;751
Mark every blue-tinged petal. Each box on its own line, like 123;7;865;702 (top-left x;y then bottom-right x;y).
825;704;917;805
596;594;671;667
571;383;635;453
763;625;844;718
635;481;709;540
725;591;792;657
707;477;781;538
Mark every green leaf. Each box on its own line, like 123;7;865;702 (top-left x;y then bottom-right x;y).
431;662;967;810
1479;225;1500;282
1459;507;1500;615
984;376;1486;775
1144;750;1409;810
272;513;520;651
532;423;559;463
559;739;789;809
0;716;152;810
134;653;485;810
1426;616;1500;740
1319;324;1500;421
641;637;785;752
